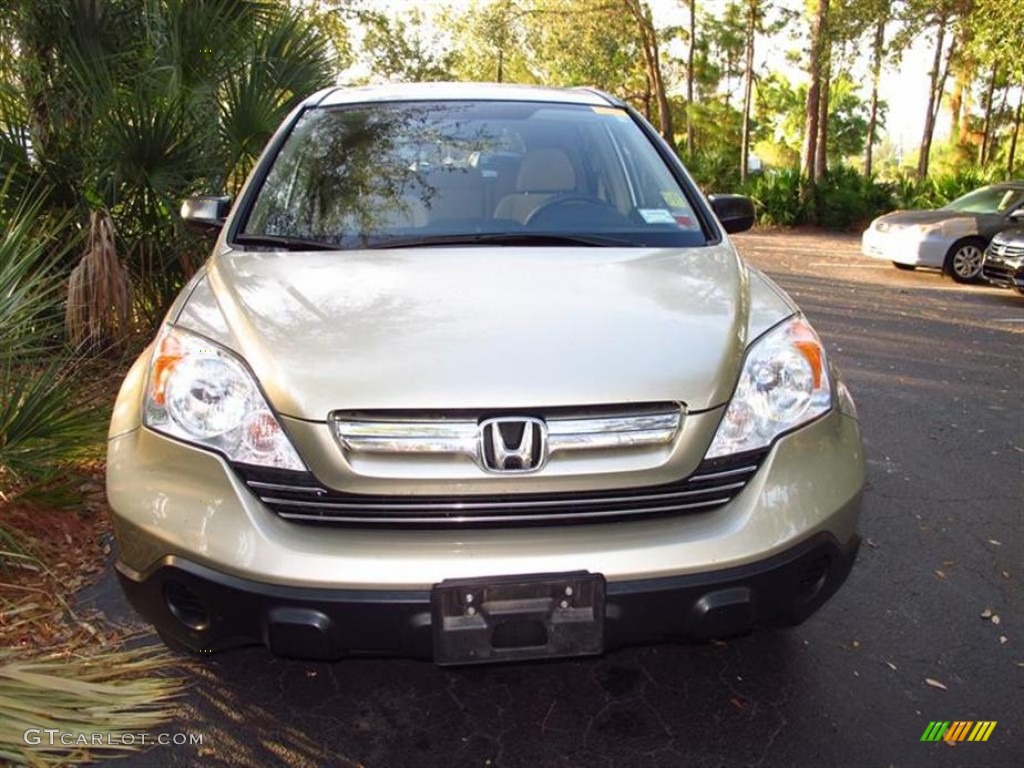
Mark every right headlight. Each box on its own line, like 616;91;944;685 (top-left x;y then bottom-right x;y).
705;316;833;458
142;325;306;471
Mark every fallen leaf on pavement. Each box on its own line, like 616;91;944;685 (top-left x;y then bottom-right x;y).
925;678;948;691
999;636;1008;645
934;570;946;580
981;608;993;619
991;615;1001;625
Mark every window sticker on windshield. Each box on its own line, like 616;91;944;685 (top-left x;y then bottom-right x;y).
638;208;677;225
660;190;687;208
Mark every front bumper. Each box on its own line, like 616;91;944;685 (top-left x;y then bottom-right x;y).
107;406;864;661
861;227;948;268
117;531;859;661
106;409;863;591
982;250;1024;293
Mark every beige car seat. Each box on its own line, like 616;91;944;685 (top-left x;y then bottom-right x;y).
493;148;576;224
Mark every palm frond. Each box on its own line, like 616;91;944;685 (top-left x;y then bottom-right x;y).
218;9;334;189
0;355;108;490
0;647;185;767
0;185;78;363
65;211;133;352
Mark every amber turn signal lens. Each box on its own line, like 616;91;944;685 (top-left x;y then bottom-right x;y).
151;333;184;406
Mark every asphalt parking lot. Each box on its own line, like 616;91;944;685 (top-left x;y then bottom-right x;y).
89;230;1022;768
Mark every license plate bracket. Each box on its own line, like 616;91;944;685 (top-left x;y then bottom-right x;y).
431;571;605;665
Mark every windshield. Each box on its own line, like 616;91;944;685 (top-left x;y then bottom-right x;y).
237;100;708;249
941;185;1024;215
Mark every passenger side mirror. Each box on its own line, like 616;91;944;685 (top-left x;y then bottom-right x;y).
1008;207;1024;221
181;196;232;233
708;194;756;235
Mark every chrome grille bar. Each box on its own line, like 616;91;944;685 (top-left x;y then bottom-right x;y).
232;448;767;528
273;497;731;525
334;419;479;455
258;479;747;513
331;405;683;461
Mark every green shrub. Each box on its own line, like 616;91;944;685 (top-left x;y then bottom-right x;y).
739;166;899;230
888;167;1008;210
742;168;806;227
0;189;107;503
814;166;896;230
683;148;742;194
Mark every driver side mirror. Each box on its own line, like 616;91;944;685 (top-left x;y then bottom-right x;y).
708;194;756;234
1009;207;1024;221
181;196;232;233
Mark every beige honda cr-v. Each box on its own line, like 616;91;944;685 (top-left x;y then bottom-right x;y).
107;83;864;665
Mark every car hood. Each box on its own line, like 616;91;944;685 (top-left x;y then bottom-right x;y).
876;210;953;226
874;209;981;229
176;245;793;420
991;226;1024;246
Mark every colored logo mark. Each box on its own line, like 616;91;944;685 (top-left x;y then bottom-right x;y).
921;721;997;742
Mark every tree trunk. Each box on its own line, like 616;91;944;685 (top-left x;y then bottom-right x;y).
949;72;965;143
815;48;831;181
686;0;696;155
979;65;997;165
624;0;674;147
1009;90;1023;177
801;0;829;183
642;72;653;122
948;28;973;144
918;15;953;180
645;9;674;146
864;18;885;177
739;0;756;183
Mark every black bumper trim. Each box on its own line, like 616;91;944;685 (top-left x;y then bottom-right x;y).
116;531;859;662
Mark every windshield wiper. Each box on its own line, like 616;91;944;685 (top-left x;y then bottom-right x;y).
366;232;634;249
232;234;339;251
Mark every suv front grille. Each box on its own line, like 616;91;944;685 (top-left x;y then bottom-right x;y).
983;248;1024;289
231;450;768;528
992;242;1024;259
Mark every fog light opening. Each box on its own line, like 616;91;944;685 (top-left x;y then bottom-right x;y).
163;580;211;631
796;556;830;601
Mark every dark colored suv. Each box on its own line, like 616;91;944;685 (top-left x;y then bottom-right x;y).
983;228;1024;295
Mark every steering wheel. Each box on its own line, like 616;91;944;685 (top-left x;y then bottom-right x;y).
524;193;627;228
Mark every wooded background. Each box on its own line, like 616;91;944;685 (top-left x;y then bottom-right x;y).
0;0;1022;507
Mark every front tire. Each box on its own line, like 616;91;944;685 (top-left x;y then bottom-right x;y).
944;239;986;283
892;262;916;271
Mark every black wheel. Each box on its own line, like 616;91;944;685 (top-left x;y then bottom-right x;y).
944;238;986;283
892;262;916;271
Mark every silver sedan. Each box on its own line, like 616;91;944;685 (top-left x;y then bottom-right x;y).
862;183;1024;282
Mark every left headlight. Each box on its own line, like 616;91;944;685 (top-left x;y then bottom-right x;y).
143;325;306;471
705;316;833;459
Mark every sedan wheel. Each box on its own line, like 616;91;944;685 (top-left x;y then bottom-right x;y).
945;240;985;283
